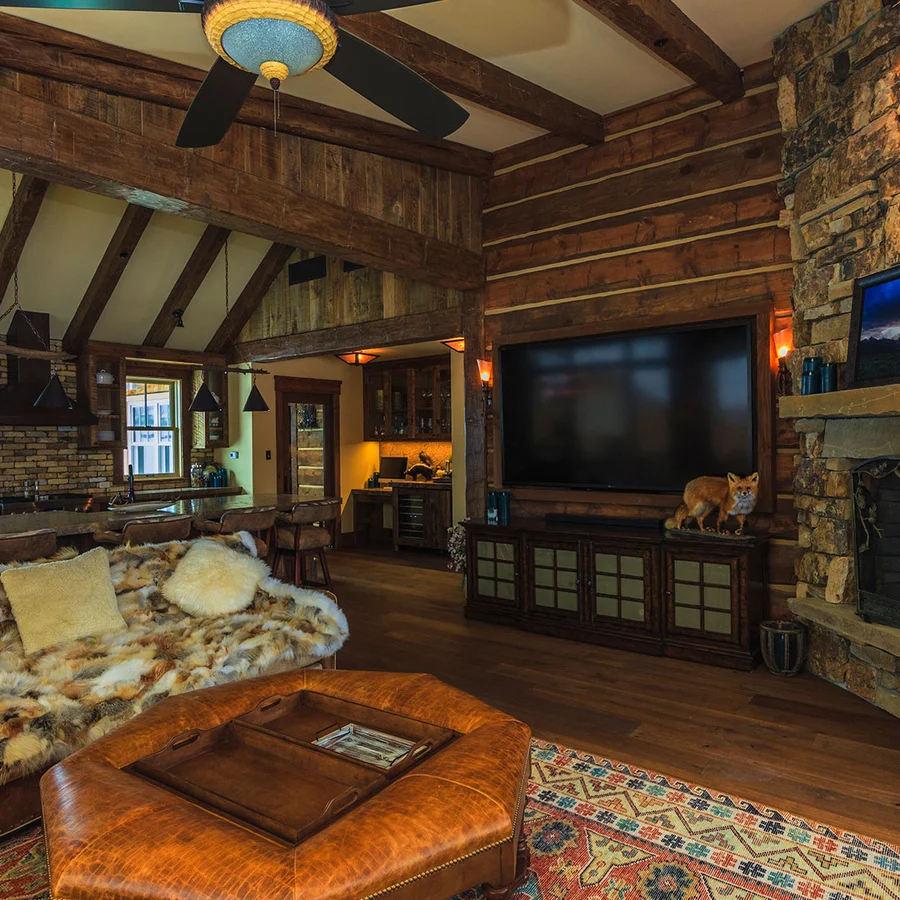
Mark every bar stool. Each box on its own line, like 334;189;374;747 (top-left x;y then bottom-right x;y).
94;514;194;546
0;528;57;563
195;507;277;559
274;499;341;589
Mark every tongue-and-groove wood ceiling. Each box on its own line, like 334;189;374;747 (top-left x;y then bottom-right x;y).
0;0;821;351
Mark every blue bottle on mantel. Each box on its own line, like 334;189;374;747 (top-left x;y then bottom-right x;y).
801;356;823;395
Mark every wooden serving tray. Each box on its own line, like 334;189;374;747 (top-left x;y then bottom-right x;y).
126;691;456;845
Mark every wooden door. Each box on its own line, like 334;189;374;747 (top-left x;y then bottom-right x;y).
275;377;341;503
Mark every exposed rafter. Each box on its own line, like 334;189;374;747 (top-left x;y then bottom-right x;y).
340;13;605;143
206;244;295;354
144;225;230;348
0;13;491;178
578;0;744;104
0;175;48;302
0;85;484;291
62;205;153;354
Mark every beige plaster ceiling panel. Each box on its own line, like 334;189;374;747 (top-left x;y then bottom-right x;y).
165;231;273;352
92;213;209;345
0;177;126;340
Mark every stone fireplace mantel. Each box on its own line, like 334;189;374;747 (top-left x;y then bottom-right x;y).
779;385;900;420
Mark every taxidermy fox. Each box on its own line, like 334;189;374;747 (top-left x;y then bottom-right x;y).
666;473;759;535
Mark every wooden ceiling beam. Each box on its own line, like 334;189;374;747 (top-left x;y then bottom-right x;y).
0;174;48;302
235;306;463;363
0;13;491;178
144;225;230;348
0;85;483;291
578;0;744;104
205;243;295;354
62;204;154;354
339;13;605;143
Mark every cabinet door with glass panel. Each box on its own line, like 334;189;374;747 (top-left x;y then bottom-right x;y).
664;551;738;642
471;536;520;610
590;544;655;631
527;540;581;618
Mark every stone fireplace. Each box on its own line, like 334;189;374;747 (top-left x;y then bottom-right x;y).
776;0;900;716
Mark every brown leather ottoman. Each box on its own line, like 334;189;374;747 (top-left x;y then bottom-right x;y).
41;671;532;900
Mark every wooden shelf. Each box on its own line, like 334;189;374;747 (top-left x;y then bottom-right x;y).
779;385;900;419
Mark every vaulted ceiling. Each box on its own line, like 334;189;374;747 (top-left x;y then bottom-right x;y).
0;0;823;353
3;0;822;151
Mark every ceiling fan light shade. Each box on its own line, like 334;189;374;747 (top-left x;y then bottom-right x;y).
203;0;338;82
189;381;222;413
33;374;73;410
242;382;271;413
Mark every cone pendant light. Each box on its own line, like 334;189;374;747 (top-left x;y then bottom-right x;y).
189;380;221;413
242;379;270;413
34;373;73;410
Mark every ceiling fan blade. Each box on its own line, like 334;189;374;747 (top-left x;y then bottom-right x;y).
176;58;258;148
0;0;201;10
327;0;440;14
325;30;468;139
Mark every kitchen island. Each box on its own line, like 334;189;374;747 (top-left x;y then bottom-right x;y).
0;494;337;539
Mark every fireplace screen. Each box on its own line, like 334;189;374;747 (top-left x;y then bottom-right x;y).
854;457;900;627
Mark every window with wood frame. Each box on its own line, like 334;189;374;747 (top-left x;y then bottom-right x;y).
116;362;193;484
124;378;181;477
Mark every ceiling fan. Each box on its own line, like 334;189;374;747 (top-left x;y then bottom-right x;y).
3;0;470;147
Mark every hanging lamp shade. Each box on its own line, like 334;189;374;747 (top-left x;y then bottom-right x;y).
243;381;270;413
33;374;73;410
189;381;221;413
202;0;339;90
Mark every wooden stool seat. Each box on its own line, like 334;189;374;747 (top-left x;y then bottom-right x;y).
273;499;341;589
196;507;277;558
94;515;193;547
0;528;57;564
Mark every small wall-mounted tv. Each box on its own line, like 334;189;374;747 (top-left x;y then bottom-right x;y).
498;320;756;494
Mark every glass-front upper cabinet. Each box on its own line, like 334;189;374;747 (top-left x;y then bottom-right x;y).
363;357;452;442
364;371;387;439
388;370;410;438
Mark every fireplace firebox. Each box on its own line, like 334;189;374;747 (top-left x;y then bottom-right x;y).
854;457;900;628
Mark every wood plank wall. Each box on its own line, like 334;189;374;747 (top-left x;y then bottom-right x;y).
482;60;797;618
0;69;482;255
242;252;465;340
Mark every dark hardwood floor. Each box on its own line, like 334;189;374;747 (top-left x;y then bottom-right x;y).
330;549;900;845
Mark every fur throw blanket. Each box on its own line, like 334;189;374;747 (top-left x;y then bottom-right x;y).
0;534;348;786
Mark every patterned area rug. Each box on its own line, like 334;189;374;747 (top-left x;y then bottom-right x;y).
3;739;898;900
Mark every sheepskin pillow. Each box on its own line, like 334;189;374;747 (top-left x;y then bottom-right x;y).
1;546;125;655
162;539;269;617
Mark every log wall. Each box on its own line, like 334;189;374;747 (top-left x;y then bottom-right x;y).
482;60;797;618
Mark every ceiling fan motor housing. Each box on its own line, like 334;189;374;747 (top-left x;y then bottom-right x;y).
202;0;339;88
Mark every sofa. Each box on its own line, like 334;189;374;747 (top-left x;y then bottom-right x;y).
0;532;349;835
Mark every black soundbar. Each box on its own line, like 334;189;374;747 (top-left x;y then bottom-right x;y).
544;513;662;531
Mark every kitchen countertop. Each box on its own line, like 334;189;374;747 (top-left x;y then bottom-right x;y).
0;494;338;539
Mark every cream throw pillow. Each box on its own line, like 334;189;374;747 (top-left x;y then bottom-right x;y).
162;539;269;617
2;546;125;655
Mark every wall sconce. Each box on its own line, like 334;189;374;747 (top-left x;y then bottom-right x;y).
336;351;378;366
442;338;465;353
477;358;493;410
774;327;793;397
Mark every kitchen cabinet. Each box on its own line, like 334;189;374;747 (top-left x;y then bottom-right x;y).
392;486;452;552
364;356;451;442
77;348;126;449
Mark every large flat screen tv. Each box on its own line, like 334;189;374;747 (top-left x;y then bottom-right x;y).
499;320;756;493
